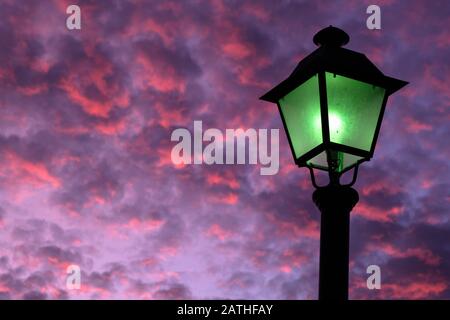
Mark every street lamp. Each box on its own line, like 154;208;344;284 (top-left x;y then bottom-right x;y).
260;26;407;300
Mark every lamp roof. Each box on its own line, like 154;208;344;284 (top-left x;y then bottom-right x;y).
260;26;408;103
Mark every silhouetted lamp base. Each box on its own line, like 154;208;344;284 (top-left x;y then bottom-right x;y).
313;185;359;300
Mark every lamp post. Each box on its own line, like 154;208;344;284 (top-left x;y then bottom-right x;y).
260;26;407;300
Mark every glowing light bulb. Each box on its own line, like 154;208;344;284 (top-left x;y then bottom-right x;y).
329;113;342;135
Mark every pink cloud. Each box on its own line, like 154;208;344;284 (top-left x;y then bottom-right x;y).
368;243;441;266
353;202;404;222
206;223;234;241
1;151;61;189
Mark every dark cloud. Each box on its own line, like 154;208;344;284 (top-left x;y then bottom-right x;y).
154;282;192;299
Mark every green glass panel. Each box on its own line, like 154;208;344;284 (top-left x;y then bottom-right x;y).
326;73;386;151
279;75;322;158
307;150;364;173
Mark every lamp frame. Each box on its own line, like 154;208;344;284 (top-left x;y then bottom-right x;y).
261;39;407;175
275;70;390;175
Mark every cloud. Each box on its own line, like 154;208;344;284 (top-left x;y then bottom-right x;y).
0;0;448;300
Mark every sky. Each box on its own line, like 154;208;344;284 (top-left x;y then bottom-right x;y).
0;0;449;300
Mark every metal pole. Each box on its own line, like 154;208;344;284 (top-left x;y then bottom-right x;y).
313;185;359;300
